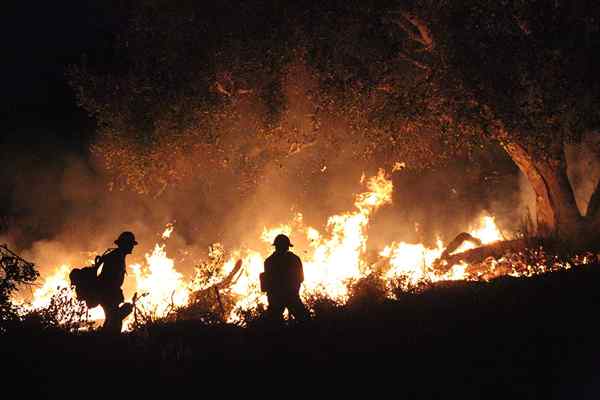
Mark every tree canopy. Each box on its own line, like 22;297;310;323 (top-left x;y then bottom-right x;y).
70;0;600;240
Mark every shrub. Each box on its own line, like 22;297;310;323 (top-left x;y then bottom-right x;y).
304;291;341;319
19;287;96;333
0;245;39;333
346;273;388;310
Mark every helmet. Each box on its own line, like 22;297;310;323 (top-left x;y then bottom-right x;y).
114;231;138;246
273;234;293;248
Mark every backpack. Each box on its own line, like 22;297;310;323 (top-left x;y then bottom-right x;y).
69;249;113;308
259;272;269;293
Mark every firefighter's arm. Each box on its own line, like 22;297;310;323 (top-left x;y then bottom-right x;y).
296;257;304;283
260;260;270;292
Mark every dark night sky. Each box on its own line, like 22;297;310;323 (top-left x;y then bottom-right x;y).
2;1;117;150
0;2;125;223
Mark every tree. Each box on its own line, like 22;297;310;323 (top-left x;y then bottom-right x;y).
374;0;600;242
70;0;600;243
69;0;466;200
69;0;316;196
0;245;39;332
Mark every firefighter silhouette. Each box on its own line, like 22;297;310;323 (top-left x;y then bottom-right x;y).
97;231;137;333
261;234;309;323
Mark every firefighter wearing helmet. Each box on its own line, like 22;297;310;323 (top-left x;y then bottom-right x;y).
96;231;138;333
261;234;309;323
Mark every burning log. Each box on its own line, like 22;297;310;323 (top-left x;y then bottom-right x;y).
439;232;482;260
434;238;536;273
191;259;243;300
210;259;243;315
186;259;244;319
217;259;243;290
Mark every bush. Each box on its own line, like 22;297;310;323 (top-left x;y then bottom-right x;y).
0;245;39;334
304;291;341;319
389;274;432;299
19;287;96;333
345;273;388;310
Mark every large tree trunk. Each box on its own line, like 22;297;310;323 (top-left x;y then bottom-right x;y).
584;133;600;234
588;178;600;214
503;141;583;240
585;159;600;236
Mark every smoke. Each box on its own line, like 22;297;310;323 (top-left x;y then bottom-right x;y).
368;154;521;249
2;56;528;295
566;132;600;216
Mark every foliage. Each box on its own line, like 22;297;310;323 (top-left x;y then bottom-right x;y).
231;302;267;328
0;245;39;333
303;291;342;319
384;1;600;237
19;288;97;333
389;274;432;299
440;1;600;152
68;0;600;238
345;273;389;309
177;288;236;325
190;243;227;288
184;243;239;323
68;0;300;195
68;0;496;198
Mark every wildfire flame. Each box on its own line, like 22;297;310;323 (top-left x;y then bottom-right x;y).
129;243;189;317
16;264;105;324
12;169;584;330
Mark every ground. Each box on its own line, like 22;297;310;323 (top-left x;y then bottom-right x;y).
3;264;600;398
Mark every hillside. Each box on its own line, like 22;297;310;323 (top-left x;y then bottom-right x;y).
4;264;600;398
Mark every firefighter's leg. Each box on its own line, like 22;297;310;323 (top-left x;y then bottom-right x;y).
266;292;285;323
101;300;121;333
287;292;310;322
119;302;133;320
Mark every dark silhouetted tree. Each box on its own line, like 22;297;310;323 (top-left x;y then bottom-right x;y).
0;245;39;332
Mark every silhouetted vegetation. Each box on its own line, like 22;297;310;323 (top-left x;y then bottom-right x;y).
4;261;600;397
0;245;39;333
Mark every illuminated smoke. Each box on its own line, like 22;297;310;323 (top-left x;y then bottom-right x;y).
13;170;584;330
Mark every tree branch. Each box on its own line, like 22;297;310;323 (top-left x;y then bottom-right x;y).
386;11;434;51
400;11;434;51
397;51;431;70
391;16;426;47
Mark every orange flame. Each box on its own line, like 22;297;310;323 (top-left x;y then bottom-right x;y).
13;169;580;329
